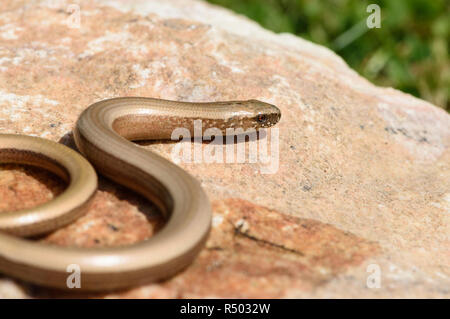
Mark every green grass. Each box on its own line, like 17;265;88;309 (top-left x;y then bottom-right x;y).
207;0;449;112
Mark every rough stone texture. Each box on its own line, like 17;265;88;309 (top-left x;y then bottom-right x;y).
0;0;449;298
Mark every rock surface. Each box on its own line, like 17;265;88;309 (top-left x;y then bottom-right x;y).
0;0;449;298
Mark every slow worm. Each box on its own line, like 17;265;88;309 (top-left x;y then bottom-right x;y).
0;97;281;291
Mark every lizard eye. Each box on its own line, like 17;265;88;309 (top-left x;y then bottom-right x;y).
256;114;267;123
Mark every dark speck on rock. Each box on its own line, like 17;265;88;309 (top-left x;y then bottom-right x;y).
385;126;397;134
302;185;312;191
396;128;410;138
108;224;119;232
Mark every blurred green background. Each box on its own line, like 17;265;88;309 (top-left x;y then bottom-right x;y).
206;0;449;112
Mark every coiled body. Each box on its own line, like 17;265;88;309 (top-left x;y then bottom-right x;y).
0;97;280;291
